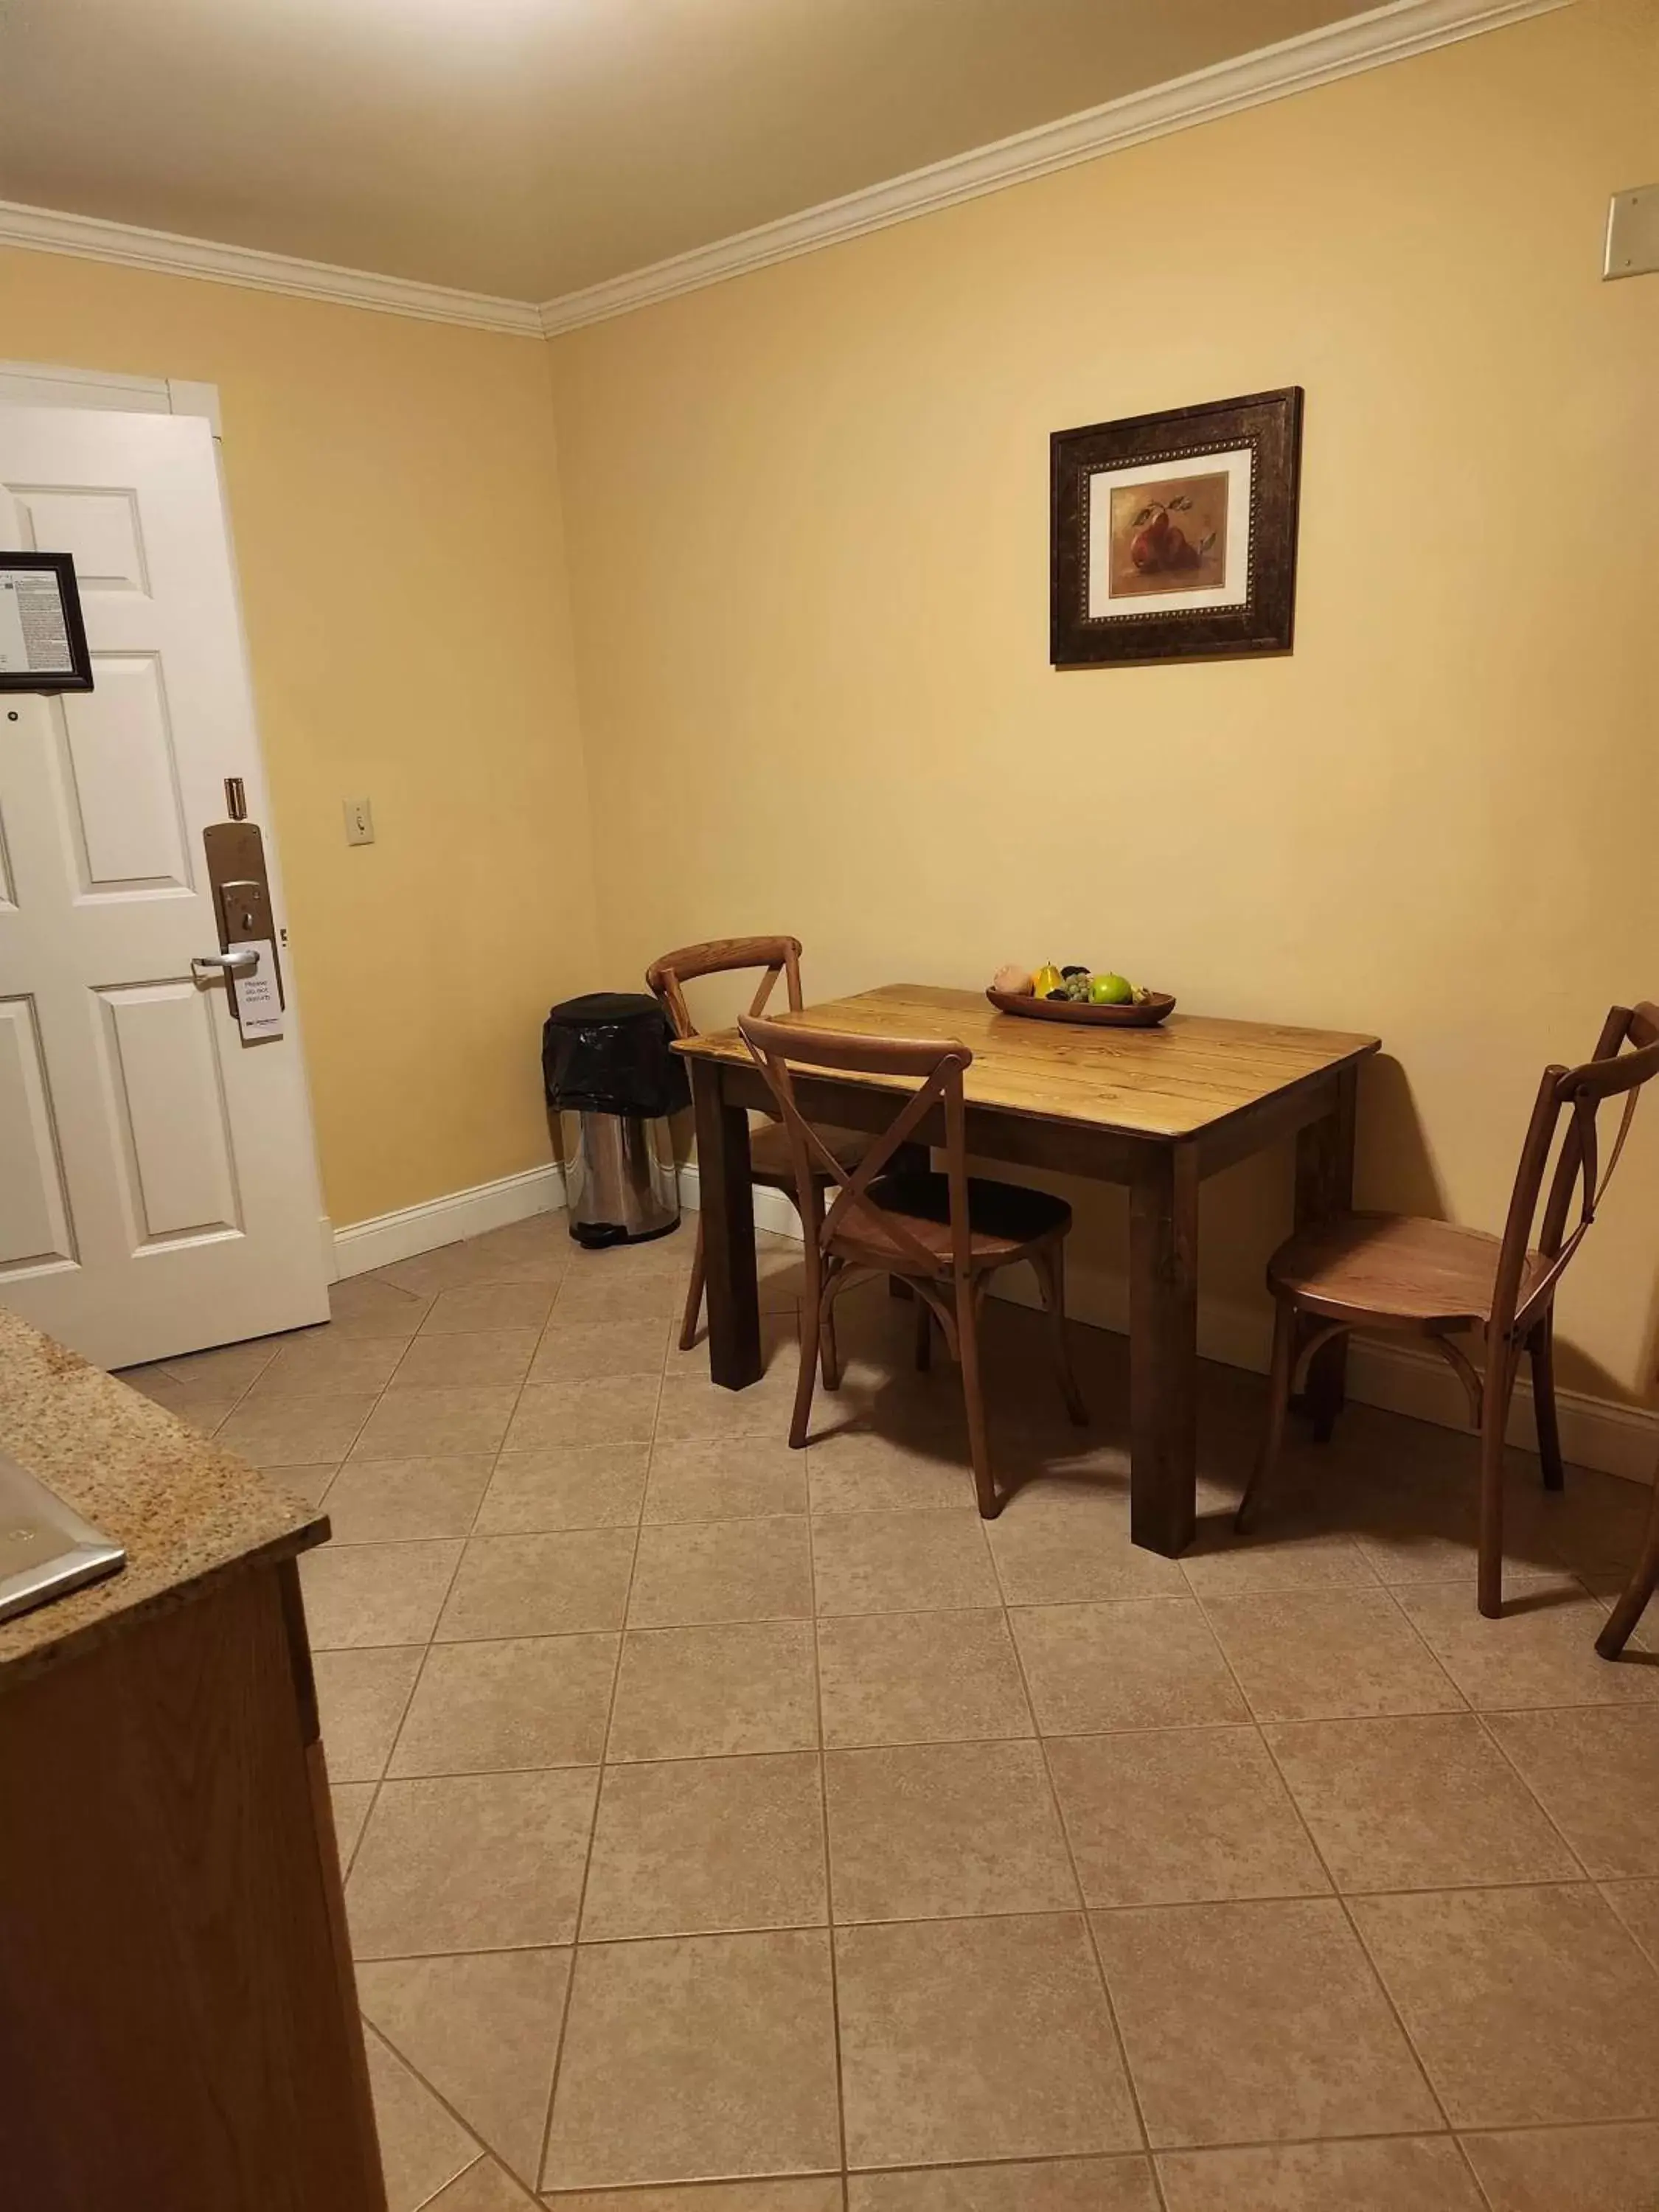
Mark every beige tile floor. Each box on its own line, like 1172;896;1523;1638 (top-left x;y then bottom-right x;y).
122;1211;1659;2212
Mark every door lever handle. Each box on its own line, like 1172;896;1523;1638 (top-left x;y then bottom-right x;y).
192;946;260;984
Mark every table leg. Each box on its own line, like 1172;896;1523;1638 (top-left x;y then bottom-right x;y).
690;1059;762;1390
1129;1142;1200;1557
1295;1065;1358;1440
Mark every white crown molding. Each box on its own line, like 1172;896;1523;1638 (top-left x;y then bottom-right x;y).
0;197;543;337
539;0;1573;335
0;0;1572;339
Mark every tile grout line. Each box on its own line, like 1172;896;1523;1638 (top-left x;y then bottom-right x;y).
187;1336;279;1432
336;1354;507;1875
1451;2113;1513;2210
276;1299;434;1873
995;1557;1165;2197
847;2131;1455;2182
290;1363;394;1517
265;1231;1659;2197
338;1856;1647;1918
130;1328;282;1433
303;1565;1659;1724
1597;1878;1659;1973
344;1303;534;1818
302;1359;435;1843
348;1863;1659;1951
1221;1571;1475;1716
412;2156;487;2212
345;1227;580;2196
807;1468;854;2197
1187;1579;1461;2149
358;2019;493;2212
533;1267;666;2199
1470;1708;1600;1887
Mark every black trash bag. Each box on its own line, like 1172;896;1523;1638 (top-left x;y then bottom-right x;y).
542;992;690;1119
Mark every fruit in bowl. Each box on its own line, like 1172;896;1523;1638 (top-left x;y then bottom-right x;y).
991;962;1161;1011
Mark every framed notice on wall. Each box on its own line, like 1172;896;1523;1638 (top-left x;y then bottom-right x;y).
0;553;93;693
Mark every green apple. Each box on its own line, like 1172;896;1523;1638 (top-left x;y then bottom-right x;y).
1089;973;1133;1006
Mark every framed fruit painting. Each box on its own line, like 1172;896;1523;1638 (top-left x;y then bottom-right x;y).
1049;387;1303;667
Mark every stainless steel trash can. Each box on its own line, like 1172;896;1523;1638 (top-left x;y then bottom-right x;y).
561;1107;679;1248
542;991;688;1251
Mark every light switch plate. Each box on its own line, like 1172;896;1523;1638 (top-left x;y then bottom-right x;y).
1604;185;1659;279
344;796;375;846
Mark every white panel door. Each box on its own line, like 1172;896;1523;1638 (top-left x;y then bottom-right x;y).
0;407;328;1367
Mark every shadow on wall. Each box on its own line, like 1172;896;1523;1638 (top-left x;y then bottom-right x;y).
1363;1054;1659;1412
1037;1051;1443;1362
1561;1310;1659;1411
654;1015;1659;1420
1637;1269;1659;1419
1357;1056;1444;1221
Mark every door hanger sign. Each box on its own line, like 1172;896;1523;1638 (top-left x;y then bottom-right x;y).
231;943;285;1043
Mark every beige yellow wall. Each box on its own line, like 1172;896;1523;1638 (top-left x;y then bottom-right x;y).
0;249;597;1226
4;0;1655;1401
548;0;1659;1402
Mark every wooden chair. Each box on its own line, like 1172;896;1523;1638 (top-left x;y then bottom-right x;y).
1237;1001;1659;1618
1597;1471;1659;1660
737;1013;1087;1518
645;936;870;1353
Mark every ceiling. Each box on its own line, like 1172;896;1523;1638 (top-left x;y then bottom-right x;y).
0;0;1386;304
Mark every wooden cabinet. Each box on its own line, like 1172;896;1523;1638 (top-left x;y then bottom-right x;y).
0;1551;385;2209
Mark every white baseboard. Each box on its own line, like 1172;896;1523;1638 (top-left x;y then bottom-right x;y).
675;1161;804;1239
675;1164;1658;1487
991;1256;1659;1487
323;1156;1655;1484
330;1161;569;1279
1347;1337;1659;1486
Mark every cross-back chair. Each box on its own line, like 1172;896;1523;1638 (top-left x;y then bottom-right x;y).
738;1013;1086;1519
1238;1001;1659;1617
645;937;870;1354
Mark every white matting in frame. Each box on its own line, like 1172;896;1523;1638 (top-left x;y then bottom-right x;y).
1085;445;1253;621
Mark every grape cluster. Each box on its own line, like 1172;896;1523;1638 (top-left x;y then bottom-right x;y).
1045;965;1095;1004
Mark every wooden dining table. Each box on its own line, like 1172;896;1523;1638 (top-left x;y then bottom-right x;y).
676;984;1380;1557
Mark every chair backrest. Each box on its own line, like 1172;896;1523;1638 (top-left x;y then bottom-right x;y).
1492;1000;1659;1347
645;936;804;1041
737;1013;975;1282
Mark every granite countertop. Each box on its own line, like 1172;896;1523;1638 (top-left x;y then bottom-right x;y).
0;1307;326;1689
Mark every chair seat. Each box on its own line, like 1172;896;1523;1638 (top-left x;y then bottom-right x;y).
1267;1211;1540;1326
833;1169;1071;1273
748;1119;869;1186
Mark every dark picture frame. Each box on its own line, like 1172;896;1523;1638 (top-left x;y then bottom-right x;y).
0;552;94;694
1050;387;1303;668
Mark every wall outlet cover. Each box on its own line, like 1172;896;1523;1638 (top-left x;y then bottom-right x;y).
1604;185;1659;279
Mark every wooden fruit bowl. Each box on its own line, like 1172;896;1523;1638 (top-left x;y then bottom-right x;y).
985;987;1177;1029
